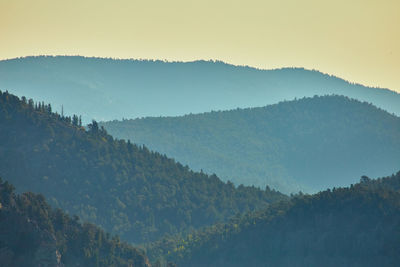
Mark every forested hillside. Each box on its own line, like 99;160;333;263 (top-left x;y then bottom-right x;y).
149;171;400;267
0;56;399;123
0;178;151;267
0;90;286;244
102;95;400;193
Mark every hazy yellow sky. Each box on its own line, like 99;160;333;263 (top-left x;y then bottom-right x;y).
1;0;399;92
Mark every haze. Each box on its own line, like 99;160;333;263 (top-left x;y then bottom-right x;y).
0;0;399;92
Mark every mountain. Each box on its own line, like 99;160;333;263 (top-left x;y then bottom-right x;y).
0;90;286;244
0;56;399;123
101;95;400;193
149;171;400;267
0;178;151;267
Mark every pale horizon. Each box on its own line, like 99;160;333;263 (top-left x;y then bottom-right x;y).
1;0;399;93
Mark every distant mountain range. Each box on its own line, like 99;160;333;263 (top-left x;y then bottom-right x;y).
101;95;400;193
0;56;399;123
0;90;286;244
1;56;400;267
149;171;400;267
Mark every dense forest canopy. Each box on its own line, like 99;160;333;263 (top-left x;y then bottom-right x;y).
0;90;286;244
0;56;399;123
101;95;400;193
148;171;400;267
0;178;151;267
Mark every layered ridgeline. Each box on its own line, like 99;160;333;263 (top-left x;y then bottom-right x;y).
0;91;286;244
0;56;399;123
0;178;151;267
149;172;400;267
101;95;400;193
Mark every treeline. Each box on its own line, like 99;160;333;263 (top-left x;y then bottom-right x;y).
19;94;83;127
147;171;400;266
0;178;150;267
0;90;287;244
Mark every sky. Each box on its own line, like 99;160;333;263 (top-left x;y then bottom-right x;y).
1;0;399;92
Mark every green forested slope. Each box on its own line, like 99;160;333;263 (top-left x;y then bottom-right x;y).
0;178;151;267
0;90;286;244
149;171;400;267
102;95;400;193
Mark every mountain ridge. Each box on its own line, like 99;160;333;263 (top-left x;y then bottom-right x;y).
1;55;398;94
1;56;399;123
101;95;400;193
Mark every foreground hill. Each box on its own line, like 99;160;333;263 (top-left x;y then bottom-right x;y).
101;95;400;193
0;178;150;267
0;90;286;244
0;56;399;123
149;171;400;267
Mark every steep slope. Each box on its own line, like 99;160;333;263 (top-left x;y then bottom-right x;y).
0;90;286;244
0;178;150;267
0;56;399;123
149;171;400;267
101;95;400;193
